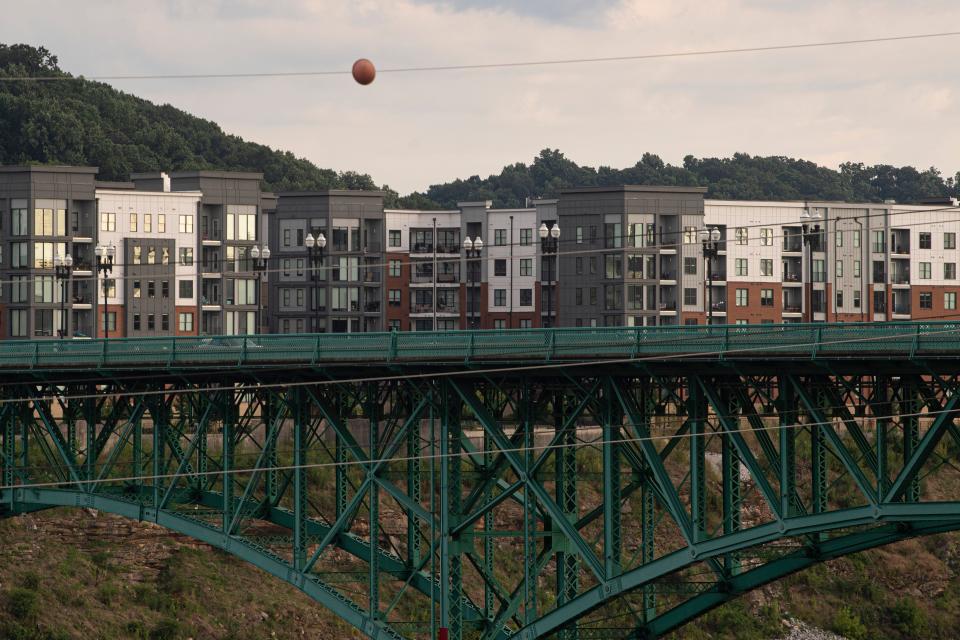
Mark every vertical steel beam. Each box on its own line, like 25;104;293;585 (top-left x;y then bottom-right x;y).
2;406;15;499
367;384;381;620
555;392;579;640
293;387;308;571
779;379;796;518
522;385;537;624
335;395;348;519
902;378;920;503
875;378;888;503
440;381;463;640
689;377;707;543
810;383;827;516
483;426;495;623
84;391;97;483
721;388;741;575
603;379;622;578
407;394;422;570
265;392;279;504
221;391;233;532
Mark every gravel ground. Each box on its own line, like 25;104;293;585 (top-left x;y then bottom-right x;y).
777;619;846;640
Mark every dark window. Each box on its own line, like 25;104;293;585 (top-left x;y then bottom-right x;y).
920;292;933;309
575;288;583;305
147;314;155;331
389;230;401;247
179;280;193;298
147;281;155;298
161;281;169;298
161;314;169;331
919;232;931;249
683;257;697;275
133;314;141;331
494;259;507;277
873;290;886;312
520;289;532;306
760;289;774;306
683;288;697;306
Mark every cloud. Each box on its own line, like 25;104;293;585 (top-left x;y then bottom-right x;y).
0;0;958;193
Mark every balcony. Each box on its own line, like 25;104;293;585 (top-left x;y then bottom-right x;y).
411;243;434;254
782;238;803;253
365;301;381;313
435;244;460;255
891;271;910;285
658;301;677;312
783;272;802;284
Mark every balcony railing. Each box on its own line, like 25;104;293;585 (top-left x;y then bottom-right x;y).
659;302;677;311
365;301;381;313
783;304;802;312
782;239;802;252
891;273;910;284
783;273;801;282
412;243;434;253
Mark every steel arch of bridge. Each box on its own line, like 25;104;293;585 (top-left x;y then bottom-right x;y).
2;327;960;639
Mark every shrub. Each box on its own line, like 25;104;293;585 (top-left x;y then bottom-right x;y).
833;606;867;640
6;587;39;621
890;597;927;636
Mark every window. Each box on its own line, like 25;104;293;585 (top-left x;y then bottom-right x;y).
10;310;27;337
836;291;843;308
34;242;65;269
133;314;141;331
853;230;861;247
389;260;401;277
919;232;932;249
627;285;642;309
105;312;116;332
162;247;170;265
604;285;622;310
836;231;843;247
604;254;622;279
874;290;886;312
589;257;597;274
520;289;532;306
177;280;193;299
576;227;584;244
389;289;401;306
100;212;116;232
147;314;155;331
683;226;697;244
947;292;957;310
161;281;169;298
946;233;957;250
147;247;156;265
589;288;597;305
10;242;27;268
158;214;166;233
520;258;532;276
494;259;507;277
735;258;748;276
836;260;843;278
133;246;142;264
494;229;506;246
920;262;932;279
760;259;773;276
144;214;152;233
104;279;116;299
226;206;257;241
735;320;749;326
10;276;28;303
760;288;774;306
872;230;885;253
683;288;697;306
11;203;28;236
389;230;401;247
179;248;193;266
494;289;506;306
854;260;861;278
853;290;860;308
590;226;597;242
575;257;583;275
920;292;933;309
575;288;583;305
133;281;141;298
494;319;505;330
946;263;957;280
235;279;257;305
179;215;193;233
683;257;697;275
33;276;56;303
388;319;401;331
735;289;748;306
607;223;624;248
129;213;138;232
520;228;532;246
812;259;825;282
147;281;156;298
735;227;748;245
760;228;773;246
178;312;194;332
161;313;169;331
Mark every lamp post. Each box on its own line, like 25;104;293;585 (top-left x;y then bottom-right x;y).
250;244;270;334
305;231;327;333
463;236;483;329
95;244;116;338
538;222;561;328
699;227;721;325
54;253;73;339
800;209;823;323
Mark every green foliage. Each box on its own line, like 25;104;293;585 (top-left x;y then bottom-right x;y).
0;43;391;196
890;597;927;636
148;618;180;640
5;587;39;621
832;606;868;640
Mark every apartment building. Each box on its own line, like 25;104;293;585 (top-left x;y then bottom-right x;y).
268;190;385;334
0;165;272;339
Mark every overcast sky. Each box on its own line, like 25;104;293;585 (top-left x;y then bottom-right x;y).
2;1;959;193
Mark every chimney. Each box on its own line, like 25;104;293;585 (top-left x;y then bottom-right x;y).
161;172;171;192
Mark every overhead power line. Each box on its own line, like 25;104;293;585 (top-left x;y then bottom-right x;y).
0;31;958;82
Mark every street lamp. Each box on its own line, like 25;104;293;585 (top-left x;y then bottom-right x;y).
699;227;721;325
250;244;271;334
800;209;823;323
95;244;116;338
305;231;327;333
463;236;483;329
54;253;73;339
538;222;561;328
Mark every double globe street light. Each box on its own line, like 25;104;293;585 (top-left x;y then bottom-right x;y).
95;244;116;338
305;231;327;333
463;236;484;329
539;222;560;327
53;253;74;338
699;227;722;325
250;244;271;334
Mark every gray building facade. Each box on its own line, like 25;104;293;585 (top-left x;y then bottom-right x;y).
269;190;385;334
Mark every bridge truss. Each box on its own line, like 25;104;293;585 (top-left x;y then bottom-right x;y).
2;333;960;638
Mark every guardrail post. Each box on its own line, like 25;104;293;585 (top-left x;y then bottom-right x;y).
389;330;398;362
812;326;822;359
312;335;321;365
240;337;247;366
32;341;39;368
910;323;920;359
549;330;557;361
722;326;730;358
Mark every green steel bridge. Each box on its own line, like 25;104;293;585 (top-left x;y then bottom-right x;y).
2;322;960;638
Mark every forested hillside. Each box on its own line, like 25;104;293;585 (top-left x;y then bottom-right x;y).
1;43;957;211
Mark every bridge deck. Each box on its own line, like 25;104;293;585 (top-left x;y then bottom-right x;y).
0;321;958;372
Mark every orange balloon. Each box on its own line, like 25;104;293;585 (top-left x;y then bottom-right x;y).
352;58;376;85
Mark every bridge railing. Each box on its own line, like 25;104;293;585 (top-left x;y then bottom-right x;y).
2;321;960;369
